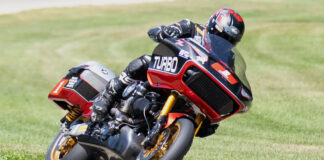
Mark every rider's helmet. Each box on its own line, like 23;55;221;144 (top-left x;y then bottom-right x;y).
206;8;245;46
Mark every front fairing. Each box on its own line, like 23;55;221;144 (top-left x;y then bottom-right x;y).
206;34;253;110
148;35;253;119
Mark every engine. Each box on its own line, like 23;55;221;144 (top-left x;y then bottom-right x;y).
106;81;161;134
79;81;162;160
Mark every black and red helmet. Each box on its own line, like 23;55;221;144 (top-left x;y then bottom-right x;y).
207;8;245;46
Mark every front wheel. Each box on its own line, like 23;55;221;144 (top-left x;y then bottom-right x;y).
137;118;195;160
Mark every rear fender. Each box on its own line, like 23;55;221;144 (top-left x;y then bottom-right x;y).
164;113;195;129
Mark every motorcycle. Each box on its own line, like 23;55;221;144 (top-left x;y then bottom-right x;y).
46;34;253;160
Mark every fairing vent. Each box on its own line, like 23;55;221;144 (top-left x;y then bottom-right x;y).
184;67;238;116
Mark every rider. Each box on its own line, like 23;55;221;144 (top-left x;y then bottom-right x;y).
91;8;245;122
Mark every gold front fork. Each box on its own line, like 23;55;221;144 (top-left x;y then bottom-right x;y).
157;91;204;136
157;91;179;119
194;113;204;136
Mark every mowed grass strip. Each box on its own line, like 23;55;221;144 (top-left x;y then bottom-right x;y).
0;0;323;159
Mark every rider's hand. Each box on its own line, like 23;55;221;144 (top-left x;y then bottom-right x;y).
148;25;182;42
162;25;181;38
148;26;165;42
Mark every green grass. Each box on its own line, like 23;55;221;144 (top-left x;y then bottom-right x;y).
0;0;323;159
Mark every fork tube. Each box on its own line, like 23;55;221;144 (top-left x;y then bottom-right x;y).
194;113;204;136
157;91;179;119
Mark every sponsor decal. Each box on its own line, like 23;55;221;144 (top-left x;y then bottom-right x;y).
175;40;184;47
50;79;68;96
179;49;190;59
66;77;78;88
211;62;238;85
197;56;208;64
194;35;202;43
153;56;178;73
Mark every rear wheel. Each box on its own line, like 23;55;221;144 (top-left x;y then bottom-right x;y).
45;131;88;160
137;118;195;160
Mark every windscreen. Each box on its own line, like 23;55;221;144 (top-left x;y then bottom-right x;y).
206;34;251;90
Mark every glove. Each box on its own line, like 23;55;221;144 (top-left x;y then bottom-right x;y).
148;25;182;42
148;26;165;42
162;25;181;38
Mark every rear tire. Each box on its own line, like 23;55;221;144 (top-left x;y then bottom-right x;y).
45;131;88;160
138;118;195;160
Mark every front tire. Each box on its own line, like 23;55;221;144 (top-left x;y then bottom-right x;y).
138;118;195;160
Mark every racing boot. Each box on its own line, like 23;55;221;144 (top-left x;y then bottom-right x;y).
91;77;128;122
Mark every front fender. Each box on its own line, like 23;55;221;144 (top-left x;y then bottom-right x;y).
164;113;194;129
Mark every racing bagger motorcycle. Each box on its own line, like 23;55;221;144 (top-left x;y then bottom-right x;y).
46;34;253;160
